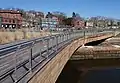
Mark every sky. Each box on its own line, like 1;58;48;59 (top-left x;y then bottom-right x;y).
0;0;120;19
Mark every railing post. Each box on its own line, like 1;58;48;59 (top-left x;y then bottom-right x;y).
59;35;61;43
50;36;54;51
58;35;60;44
67;33;68;40
73;32;75;38
62;34;64;42
58;34;61;44
38;39;43;57
71;32;73;39
14;45;21;83
65;33;67;41
69;32;71;39
73;32;74;38
114;28;116;36
55;35;58;51
68;32;70;40
74;31;75;39
66;33;68;40
41;38;46;58
46;38;49;58
64;34;66;41
39;42;42;57
83;30;85;46
29;41;34;73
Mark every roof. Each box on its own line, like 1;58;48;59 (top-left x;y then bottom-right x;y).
0;10;22;14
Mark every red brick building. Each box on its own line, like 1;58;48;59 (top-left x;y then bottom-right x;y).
0;10;22;29
72;17;85;29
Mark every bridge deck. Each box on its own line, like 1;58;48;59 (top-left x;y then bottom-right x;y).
0;29;116;83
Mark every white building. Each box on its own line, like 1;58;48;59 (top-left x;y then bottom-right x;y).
41;17;58;29
86;21;94;27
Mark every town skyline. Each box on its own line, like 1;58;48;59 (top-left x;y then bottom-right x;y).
0;0;120;19
0;7;119;20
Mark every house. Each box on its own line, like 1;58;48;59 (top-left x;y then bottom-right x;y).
86;21;94;27
72;17;85;29
0;10;22;29
22;11;44;28
41;16;59;30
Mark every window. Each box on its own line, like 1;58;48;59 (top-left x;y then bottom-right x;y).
9;20;11;23
13;16;15;18
2;19;4;22
5;19;8;22
17;20;20;23
13;20;15;23
77;21;79;25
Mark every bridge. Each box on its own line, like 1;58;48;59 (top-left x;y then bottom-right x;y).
0;29;118;83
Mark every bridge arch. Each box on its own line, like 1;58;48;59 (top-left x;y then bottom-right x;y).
29;33;113;83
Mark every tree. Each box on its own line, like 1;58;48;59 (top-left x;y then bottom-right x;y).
72;12;76;18
46;12;53;18
52;11;67;19
75;13;80;17
117;21;120;26
52;11;67;25
63;18;73;26
36;12;44;18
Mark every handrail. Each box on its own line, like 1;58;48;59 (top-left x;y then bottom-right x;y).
0;28;115;83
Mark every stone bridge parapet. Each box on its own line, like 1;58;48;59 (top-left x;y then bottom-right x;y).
29;34;113;83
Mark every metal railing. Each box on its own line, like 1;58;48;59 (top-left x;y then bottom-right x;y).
0;29;114;83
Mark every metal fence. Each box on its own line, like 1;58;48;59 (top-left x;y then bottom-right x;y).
0;29;114;83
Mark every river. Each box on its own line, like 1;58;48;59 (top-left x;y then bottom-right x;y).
56;37;120;83
56;60;120;83
81;68;120;83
